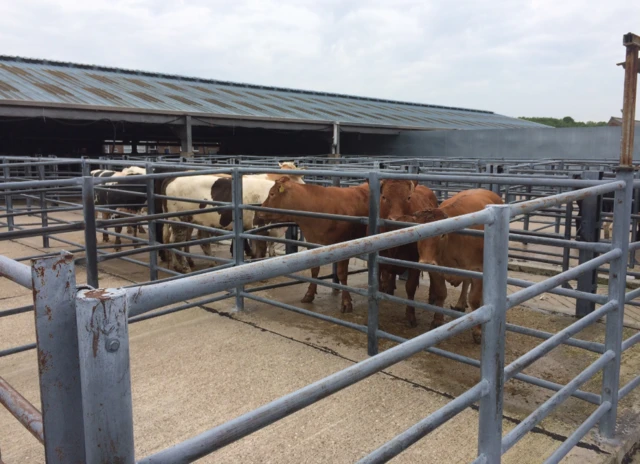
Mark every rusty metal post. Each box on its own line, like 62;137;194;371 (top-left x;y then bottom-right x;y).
620;33;639;167
76;287;134;463
31;252;86;463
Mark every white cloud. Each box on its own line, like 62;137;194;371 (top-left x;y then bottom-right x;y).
0;0;637;120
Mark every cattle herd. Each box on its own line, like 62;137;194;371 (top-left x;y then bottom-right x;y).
90;164;504;343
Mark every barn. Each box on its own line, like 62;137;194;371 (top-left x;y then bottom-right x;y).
0;55;545;158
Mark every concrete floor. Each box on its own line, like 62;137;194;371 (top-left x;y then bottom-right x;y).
2;209;640;463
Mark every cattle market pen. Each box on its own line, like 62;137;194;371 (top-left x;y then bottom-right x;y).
1;35;640;464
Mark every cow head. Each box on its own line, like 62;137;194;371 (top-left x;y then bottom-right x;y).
398;208;449;266
255;176;294;224
380;179;417;221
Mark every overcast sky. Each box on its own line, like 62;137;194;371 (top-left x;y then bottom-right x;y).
1;0;638;121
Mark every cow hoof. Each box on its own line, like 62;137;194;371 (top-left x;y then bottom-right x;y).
430;319;444;330
341;302;353;313
103;238;110;243
451;305;466;312
332;288;340;295
472;330;482;345
187;259;195;268
301;294;315;303
407;318;417;328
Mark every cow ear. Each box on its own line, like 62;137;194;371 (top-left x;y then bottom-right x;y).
410;180;416;194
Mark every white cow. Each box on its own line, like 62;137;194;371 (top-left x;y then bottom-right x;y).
162;166;304;273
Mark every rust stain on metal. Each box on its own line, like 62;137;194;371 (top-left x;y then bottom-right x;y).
124;77;153;88
158;81;182;91
54;446;64;461
0;376;44;443
83;86;125;103
217;87;245;97
38;349;52;373
85;288;111;300
0;79;19;93
0;63;31;77
33;82;73;97
45;69;80;83
166;94;201;106
128;90;162;103
86;72;118;85
189;84;218;95
203;98;235;110
45;305;52;321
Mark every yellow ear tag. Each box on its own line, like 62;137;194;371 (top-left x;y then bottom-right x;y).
278;185;285;193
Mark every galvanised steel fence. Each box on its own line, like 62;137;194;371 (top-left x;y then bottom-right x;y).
1;161;639;463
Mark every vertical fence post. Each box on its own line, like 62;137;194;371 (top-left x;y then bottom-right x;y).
3;162;14;231
82;176;99;288
367;171;380;356
146;163;158;281
331;176;341;286
477;205;510;464
232;168;245;310
31;252;86;463
76;288;134;463
561;201;573;288
576;171;603;317
523;185;532;232
285;226;298;255
600;168;634;437
37;164;50;248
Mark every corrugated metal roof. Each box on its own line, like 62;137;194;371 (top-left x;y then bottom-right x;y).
0;56;547;130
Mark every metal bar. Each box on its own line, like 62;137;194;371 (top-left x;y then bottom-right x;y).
477;205;510;464
502;351;614;453
0;343;36;358
232;168;244;310
0;222;85;241
31;253;86;462
510;182;624;218
82;176;99;288
146;164;158;281
244;293;369;333
137;306;490;464
619;374;640;400
3;165;14;231
543;401;611;464
377;256;484;280
357;380;489;464
0;376;44;443
505;300;617;379
622;331;640;351
601;168;634;437
0;304;34;318
505;323;604;353
76;288;135;464
625;286;640;303
506;276;607;304
37;164;50;248
125;207;494;317
0;177;81;190
506;249;621;308
0;255;32;288
368;172;380;356
243;204;368;225
128;293;233;324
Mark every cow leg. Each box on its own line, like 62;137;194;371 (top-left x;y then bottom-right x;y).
162;223;172;266
172;225;192;273
428;272;448;330
452;279;470;312
469;278;484;344
133;221;141;249
603;221;611;240
268;242;276;257
198;230;212;257
337;259;353;313
404;268;420;327
301;266;320;303
244;239;253;258
185;227;195;269
101;211;110;243
114;215;123;250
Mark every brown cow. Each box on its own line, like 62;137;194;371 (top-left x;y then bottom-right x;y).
255;176;369;313
398;189;503;344
377;179;439;327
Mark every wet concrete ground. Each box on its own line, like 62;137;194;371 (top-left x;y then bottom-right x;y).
2;209;640;462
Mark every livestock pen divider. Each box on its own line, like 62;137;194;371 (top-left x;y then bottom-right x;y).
1;161;639;462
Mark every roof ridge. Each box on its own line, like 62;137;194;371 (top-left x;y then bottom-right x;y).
0;54;494;115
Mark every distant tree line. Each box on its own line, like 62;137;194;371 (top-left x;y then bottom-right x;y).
519;116;607;128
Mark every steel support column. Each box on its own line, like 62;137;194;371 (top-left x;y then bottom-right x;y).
146;163;158;281
179;115;194;157
82;176;99;288
367;172;381;356
37;164;50;248
232;168;245;310
477;205;510;463
600;168;633;437
76;288;135;464
31;253;86;463
576;171;602;317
